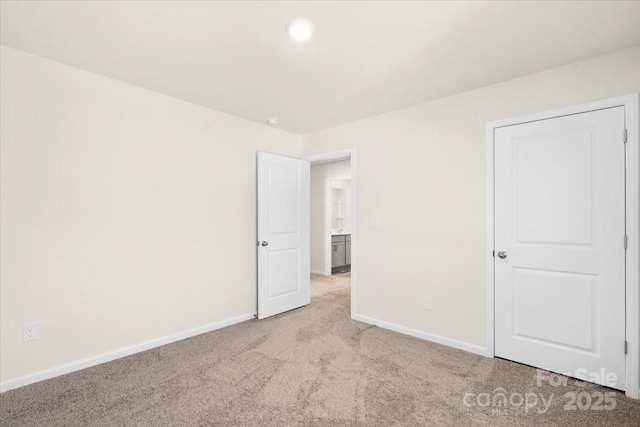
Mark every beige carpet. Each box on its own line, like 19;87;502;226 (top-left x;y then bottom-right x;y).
2;273;640;426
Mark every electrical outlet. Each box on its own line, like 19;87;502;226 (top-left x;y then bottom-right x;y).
22;322;38;342
424;297;432;311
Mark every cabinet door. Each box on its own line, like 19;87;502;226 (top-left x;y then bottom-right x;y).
332;242;346;268
345;242;351;266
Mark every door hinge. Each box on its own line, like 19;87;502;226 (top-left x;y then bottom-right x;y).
624;234;628;250
625;340;628;355
492;250;495;257
623;129;627;144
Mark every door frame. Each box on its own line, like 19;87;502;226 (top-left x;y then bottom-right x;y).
303;148;357;316
484;94;640;399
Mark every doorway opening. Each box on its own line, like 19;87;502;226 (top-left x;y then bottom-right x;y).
304;149;356;317
329;178;351;275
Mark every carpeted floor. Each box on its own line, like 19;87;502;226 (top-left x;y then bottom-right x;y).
2;272;640;426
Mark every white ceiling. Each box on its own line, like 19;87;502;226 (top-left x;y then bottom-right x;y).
2;1;640;134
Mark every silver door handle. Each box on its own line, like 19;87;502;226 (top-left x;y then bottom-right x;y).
261;241;269;247
497;251;507;259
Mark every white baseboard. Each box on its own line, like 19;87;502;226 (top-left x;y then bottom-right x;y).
0;312;256;393
351;313;488;357
310;270;330;276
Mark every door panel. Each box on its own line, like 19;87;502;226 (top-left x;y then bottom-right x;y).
494;107;626;390
513;130;593;245
257;152;310;319
511;268;595;351
267;248;300;298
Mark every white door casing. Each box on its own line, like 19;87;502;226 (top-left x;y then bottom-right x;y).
257;151;310;319
494;107;626;390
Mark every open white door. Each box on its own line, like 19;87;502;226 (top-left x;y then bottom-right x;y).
494;107;626;389
257;151;310;319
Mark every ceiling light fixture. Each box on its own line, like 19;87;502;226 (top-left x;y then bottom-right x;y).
266;117;279;126
286;18;314;42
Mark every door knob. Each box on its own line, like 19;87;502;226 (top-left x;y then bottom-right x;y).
261;241;269;247
497;251;507;259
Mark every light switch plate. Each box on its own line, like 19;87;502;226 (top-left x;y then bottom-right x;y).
369;218;380;230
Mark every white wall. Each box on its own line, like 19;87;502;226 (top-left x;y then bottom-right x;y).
0;46;299;386
301;46;640;349
310;160;351;274
310;165;327;274
3;42;640;391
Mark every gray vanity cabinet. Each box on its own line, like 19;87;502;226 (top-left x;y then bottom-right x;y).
345;235;351;266
332;239;345;268
331;235;351;268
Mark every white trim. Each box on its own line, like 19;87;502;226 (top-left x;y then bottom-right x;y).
625;93;640;400
324;176;331;275
485;93;640;399
485;121;496;360
310;269;330;276
350;149;357;316
304;148;357;316
352;314;487;357
304;148;354;164
0;312;255;393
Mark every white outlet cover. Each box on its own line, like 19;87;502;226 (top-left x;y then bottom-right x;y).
424;297;432;311
369;218;380;230
22;322;38;342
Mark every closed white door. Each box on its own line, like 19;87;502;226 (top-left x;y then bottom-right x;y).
257;151;310;319
494;107;626;390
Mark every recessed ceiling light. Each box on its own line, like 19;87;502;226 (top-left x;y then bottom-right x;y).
287;18;314;42
266;117;279;126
